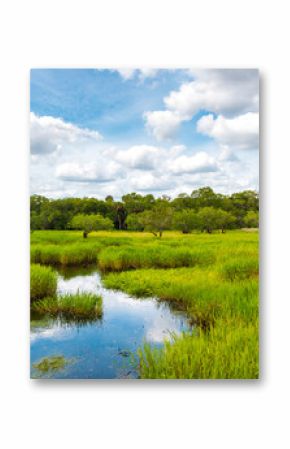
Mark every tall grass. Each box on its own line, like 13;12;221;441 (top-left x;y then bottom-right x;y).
104;267;258;326
30;264;57;301
31;292;103;320
31;242;102;266
98;245;216;271
30;229;259;379
138;319;259;379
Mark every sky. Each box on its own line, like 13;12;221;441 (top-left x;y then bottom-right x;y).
30;68;259;199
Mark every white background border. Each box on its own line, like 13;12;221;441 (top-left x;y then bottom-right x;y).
0;1;289;448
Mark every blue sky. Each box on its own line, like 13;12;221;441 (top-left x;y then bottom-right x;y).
30;68;259;199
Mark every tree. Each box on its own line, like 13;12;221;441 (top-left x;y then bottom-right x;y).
244;211;259;228
126;213;145;231
138;205;173;237
70;214;114;238
215;209;236;233
172;210;199;233
197;207;235;233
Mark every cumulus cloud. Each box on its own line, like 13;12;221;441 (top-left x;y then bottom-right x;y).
197;112;259;150
144;110;183;141
167;151;218;175
115;145;163;170
30;112;102;155
144;69;259;141
55;161;120;183
166;69;259;118
129;173;173;192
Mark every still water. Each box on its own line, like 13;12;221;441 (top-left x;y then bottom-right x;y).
30;266;191;379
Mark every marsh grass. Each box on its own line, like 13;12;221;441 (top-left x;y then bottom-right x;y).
138;320;259;379
98;245;216;271
30;230;259;379
32;355;75;377
31;292;103;320
30;264;57;301
31;242;102;266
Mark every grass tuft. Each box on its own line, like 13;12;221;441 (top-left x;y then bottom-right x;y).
30;264;57;301
31;291;103;320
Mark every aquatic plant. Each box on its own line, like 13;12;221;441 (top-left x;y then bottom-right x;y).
32;355;74;377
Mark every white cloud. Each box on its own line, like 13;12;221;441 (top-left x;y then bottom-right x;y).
218;146;239;162
166;69;259;118
115;145;163;170
116;68;158;81
144;69;259;141
129;173;173;192
197;112;259;150
115;68;136;80
55;161;120;183
168;151;218;175
30;112;102;155
144;110;183;141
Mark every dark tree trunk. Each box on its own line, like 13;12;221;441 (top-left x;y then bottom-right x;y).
159;231;163;238
83;231;88;238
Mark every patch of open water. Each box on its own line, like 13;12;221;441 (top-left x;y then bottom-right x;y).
30;266;191;379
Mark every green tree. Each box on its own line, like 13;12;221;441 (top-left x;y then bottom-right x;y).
244;211;259;228
138;205;173;237
197;207;235;233
215;209;236;233
70;214;114;238
172;210;199;233
126;213;145;231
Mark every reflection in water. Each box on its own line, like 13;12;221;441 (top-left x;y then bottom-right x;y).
30;266;191;379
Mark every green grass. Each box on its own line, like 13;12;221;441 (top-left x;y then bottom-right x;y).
98;244;216;271
32;355;74;377
101;231;258;379
31;292;103;320
30;230;259;379
31;242;102;266
138;320;259;379
30;264;57;301
104;267;258;327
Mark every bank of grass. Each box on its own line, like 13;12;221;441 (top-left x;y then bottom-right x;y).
98;245;216;271
138;319;259;379
31;242;102;266
30;264;57;301
31;292;103;320
104;266;258;327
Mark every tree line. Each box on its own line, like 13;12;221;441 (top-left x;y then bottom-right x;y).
31;187;259;237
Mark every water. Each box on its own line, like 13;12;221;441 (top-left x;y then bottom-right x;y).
30;266;191;379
